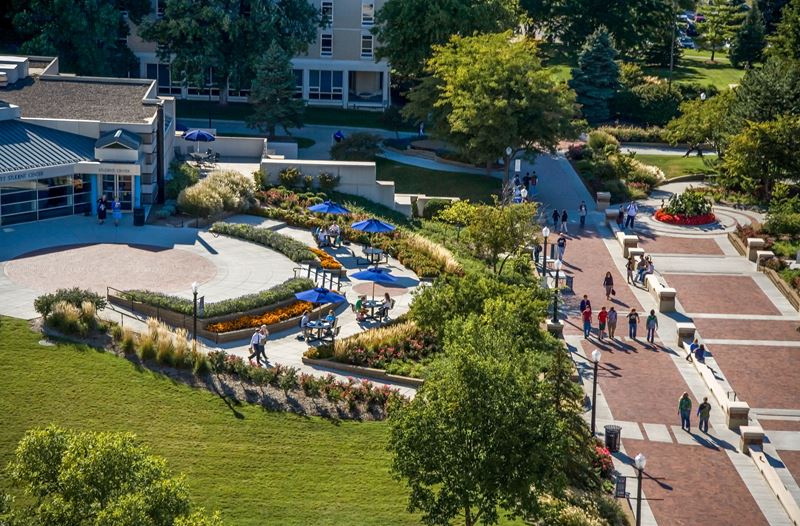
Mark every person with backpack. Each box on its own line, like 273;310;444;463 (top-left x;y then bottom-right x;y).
624;201;639;229
578;201;588;228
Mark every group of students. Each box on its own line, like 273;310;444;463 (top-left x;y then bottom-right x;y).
579;292;659;343
353;293;394;322
626;255;655;285
511;171;538;203
679;392;712;433
96;194;123;226
615;201;640;230
315;223;342;247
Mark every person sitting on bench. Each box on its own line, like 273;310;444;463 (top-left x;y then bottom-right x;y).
316;228;329;247
380;293;394;321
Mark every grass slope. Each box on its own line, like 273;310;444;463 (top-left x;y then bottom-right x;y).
636;153;717;179
376;157;500;202
643;51;745;89
0;317;416;526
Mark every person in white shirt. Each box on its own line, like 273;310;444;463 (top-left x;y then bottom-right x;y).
380;293;394;321
299;310;310;340
248;325;268;366
625;202;638;229
579;201;587;228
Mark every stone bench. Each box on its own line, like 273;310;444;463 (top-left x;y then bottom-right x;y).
596;192;611;212
740;425;764;454
641;274;676;312
613;232;639;258
675;322;696;347
628;247;645;260
604;208;618;226
747;238;765;262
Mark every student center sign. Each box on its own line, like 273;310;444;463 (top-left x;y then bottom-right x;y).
0;55;175;225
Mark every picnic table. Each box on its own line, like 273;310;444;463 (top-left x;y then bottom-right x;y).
306;320;333;342
362;299;383;321
364;247;385;265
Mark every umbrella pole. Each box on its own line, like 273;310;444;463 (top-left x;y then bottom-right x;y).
371;281;376;302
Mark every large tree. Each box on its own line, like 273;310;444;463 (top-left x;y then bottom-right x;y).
758;0;790;33
721;115;800;200
12;0;148;76
729;57;800;126
569;27;620;124
4;425;221;526
697;0;740;61
373;0;522;79
665;90;735;156
403;32;577;179
246;43;304;137
139;0;320;104
768;0;800;61
730;2;767;68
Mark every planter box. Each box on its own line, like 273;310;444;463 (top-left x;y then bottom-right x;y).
762;267;800;312
302;357;425;387
201;303;329;344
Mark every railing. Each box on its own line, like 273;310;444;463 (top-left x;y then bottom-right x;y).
106;286;191;331
293;265;343;290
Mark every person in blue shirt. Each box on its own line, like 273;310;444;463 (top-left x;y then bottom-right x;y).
325;309;336;324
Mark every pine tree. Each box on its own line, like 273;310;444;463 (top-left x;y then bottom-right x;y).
730;3;767;68
697;0;740;62
569;27;620;124
246;42;305;137
768;0;800;61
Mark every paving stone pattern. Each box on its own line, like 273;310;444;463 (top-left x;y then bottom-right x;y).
692;318;800;342
664;274;782;316
709;345;800;409
637;235;724;256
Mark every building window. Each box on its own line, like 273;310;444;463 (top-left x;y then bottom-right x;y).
156;0;164;17
308;70;343;100
293;69;303;98
361;2;374;25
361;34;373;58
321;1;333;28
147;63;181;95
320;34;333;56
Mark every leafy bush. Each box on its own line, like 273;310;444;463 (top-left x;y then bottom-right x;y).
330;132;382;161
301;175;314;191
763;256;786;271
597;125;665;143
663;188;713;216
772;239;800;259
279;167;302;188
765;213;800;236
615;82;682;126
34;288;107;319
177;183;224;219
47;301;87;336
121;277;313;318
317;171;340;192
422;199;452;220
166;161;200;199
177;170;255;218
565;144;591;161
210;222;315;262
587;130;620;154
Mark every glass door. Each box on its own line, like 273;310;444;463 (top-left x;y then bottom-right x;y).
101;175;134;211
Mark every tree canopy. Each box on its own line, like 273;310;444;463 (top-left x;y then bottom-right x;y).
3;425;221;526
730;2;767;68
246;42;305;137
403;32;578;172
139;0;321;104
373;0;523;79
665;90;735;156
768;0;800;61
697;0;741;62
569;27;620;124
12;0;148;76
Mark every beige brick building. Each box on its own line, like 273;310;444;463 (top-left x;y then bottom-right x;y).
127;0;391;108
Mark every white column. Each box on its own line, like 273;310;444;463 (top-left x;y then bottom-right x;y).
341;69;349;109
302;69;310;101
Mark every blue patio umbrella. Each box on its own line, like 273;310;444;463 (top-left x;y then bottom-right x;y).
295;287;347;319
351;218;396;233
351;267;397;300
183;129;216;152
307;200;351;215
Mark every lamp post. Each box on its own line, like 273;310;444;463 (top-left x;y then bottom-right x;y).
191;281;199;344
591;349;601;435
634;452;647;526
552;258;562;323
504;146;513;186
541;226;550;288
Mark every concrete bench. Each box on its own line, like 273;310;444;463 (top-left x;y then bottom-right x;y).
596;192;611;211
740;425;764;454
675;322;696;346
657;287;677;312
756;250;775;266
605;208;618;226
628;247;645;260
614;233;639;258
747;238;765;262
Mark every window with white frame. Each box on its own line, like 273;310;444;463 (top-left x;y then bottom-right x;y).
320;33;333;56
321;1;333;28
361;33;373;58
361;2;374;25
309;70;343;100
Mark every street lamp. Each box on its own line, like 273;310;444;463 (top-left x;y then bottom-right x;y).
541;226;550;287
551;258;562;323
191;281;199;344
634;452;647;526
504;146;513;185
591;349;601;435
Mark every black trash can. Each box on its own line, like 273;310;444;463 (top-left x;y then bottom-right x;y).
133;207;145;227
604;425;622;453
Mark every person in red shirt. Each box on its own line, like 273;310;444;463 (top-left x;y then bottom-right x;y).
582;307;592;339
597;306;608;341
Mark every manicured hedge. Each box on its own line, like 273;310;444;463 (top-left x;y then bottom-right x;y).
210;222;315;262
121;277;314;318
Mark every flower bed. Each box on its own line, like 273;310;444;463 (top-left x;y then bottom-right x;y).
654;209;716;225
206;300;313;333
310;247;342;270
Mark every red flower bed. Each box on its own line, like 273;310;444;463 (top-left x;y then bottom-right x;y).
654;209;716;226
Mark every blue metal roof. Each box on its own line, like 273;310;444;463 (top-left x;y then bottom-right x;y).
0;120;95;174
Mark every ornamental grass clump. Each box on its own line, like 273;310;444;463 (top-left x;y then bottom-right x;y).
136;334;157;362
121;328;136;354
48;301;86;336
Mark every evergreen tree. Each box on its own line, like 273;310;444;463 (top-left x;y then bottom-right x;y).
569;28;620;124
246;43;305;137
697;0;740;61
730;3;767;68
758;0;790;33
768;0;800;61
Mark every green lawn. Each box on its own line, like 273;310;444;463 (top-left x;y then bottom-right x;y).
0;317;417;526
176;100;413;131
635;153;718;179
643;50;746;90
376;157;501;202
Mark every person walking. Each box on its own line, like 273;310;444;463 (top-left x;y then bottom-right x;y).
248;325;268;366
697;397;711;433
687;337;699;362
97;194;108;225
112;195;122;227
603;271;614;300
646;309;658;344
530;171;538;195
598;306;608;340
582;306;593;339
624;202;638;229
560;209;569;234
695;343;706;363
522;172;531;193
579;201;588;228
552;208;560;229
579;294;592;313
627;308;640;339
557;234;567;261
679;392;692;432
625;256;635;284
616;205;624;230
607;307;618;339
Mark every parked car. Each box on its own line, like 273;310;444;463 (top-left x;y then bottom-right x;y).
679;37;697;49
686;22;699;37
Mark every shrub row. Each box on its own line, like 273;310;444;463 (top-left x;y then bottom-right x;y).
177;170;257;218
596;125;666;143
34;288;107;319
121;277;314;318
276;167;341;192
210;222;315;262
46;301;101;337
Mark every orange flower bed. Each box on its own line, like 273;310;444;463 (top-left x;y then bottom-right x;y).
206;301;313;333
310;247;342;269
